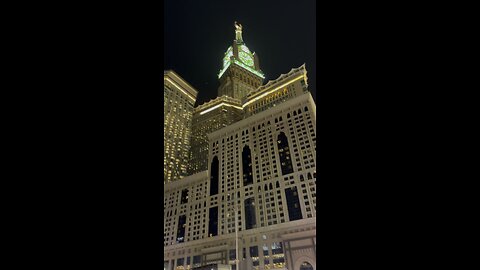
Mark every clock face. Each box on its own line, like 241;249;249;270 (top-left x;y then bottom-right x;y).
240;45;251;53
239;51;254;67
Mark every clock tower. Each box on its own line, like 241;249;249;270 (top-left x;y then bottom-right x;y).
218;22;265;100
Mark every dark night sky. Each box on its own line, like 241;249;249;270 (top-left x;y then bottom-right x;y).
164;0;316;106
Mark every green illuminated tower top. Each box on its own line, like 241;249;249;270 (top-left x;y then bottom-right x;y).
218;22;264;100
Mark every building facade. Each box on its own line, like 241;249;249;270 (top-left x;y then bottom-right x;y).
243;65;309;117
164;22;317;270
189;96;243;175
164;71;198;183
164;92;317;270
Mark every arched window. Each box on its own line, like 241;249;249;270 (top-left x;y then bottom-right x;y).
293;110;297;116
298;109;302;114
305;106;309;111
277;132;294;175
276;181;280;188
269;183;273;190
300;175;305;182
242;146;253;186
210;156;219;196
287;113;290;118
308;173;312;180
300;262;314;270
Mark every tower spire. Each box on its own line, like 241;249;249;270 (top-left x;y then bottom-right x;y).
234;21;243;43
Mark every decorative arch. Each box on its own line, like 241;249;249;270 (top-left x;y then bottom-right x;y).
294;256;316;270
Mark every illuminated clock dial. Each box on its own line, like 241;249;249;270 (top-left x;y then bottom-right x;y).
239;51;254;67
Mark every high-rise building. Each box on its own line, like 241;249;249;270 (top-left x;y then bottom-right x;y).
190;64;309;175
164;92;317;270
164;71;198;183
217;22;264;100
243;64;309;117
164;22;316;270
189;95;243;174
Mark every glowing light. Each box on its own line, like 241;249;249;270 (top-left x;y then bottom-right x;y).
223;47;233;68
199;102;242;115
218;61;231;79
242;75;305;107
239;51;254;67
164;77;196;102
240;45;251;53
233;60;264;78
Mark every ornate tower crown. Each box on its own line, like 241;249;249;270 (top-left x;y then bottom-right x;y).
217;22;265;100
218;22;264;80
234;21;243;43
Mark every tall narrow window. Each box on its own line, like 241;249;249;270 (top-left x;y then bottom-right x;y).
242;146;253;186
277;132;293;175
180;189;189;204
210;156;219;196
208;206;218;237
176;215;186;243
245;197;257;230
250;246;259;266
285;187;302;221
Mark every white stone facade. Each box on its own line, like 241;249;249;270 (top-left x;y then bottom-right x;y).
164;92;317;270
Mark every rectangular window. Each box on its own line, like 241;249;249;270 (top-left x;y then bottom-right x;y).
208;207;218;237
180;189;189;204
244;197;257;230
285;187;303;221
176;215;186;243
250;245;259;257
